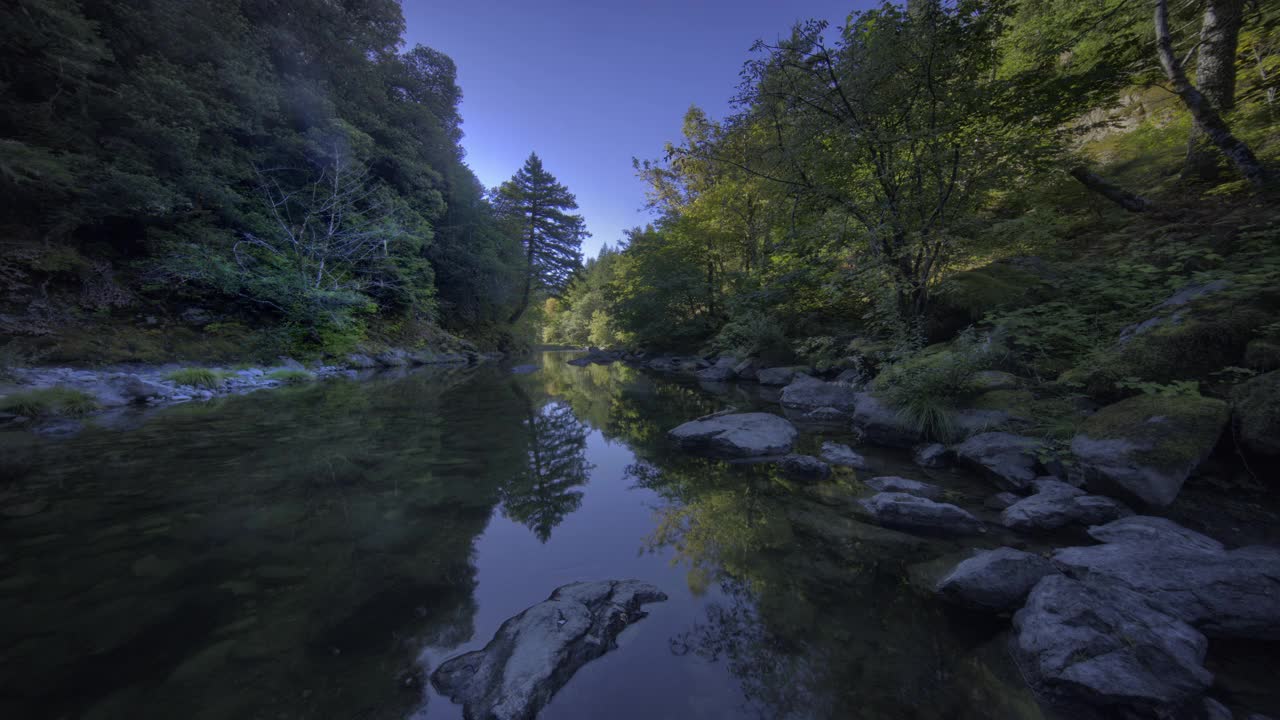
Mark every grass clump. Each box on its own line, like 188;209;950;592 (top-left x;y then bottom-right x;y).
164;367;225;389
876;329;1004;441
267;369;312;385
0;387;99;417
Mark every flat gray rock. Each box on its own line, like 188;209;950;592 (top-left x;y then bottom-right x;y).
1086;516;1224;553
668;412;798;458
1053;541;1280;640
778;454;831;481
1001;482;1131;532
936;547;1058;612
820;441;869;470
1012;575;1212;715
954;432;1043;491
858;492;983;536
432;580;667;720
780;375;860;413
864;476;942;500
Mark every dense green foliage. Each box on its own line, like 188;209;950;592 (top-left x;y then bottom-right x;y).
545;0;1279;412
0;0;584;357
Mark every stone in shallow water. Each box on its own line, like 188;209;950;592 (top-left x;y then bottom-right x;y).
1000;481;1131;532
668;412;797;458
1053;540;1280;640
858;492;983;536
954;432;1043;492
1012;575;1212;716
431;580;667;720
778;454;831;480
820;441;869;470
864;476;942;500
912;442;953;468
935;547;1057;612
780;375;861;413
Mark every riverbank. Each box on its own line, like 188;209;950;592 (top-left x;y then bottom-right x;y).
0;348;504;436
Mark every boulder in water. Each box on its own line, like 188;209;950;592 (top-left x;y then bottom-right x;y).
936;547;1058;612
1012;575;1212;716
432;580;667;720
668;412;798;458
820;441;869;470
954;432;1043;492
858;492;983;536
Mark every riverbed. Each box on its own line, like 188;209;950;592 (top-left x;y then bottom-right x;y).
1;352;1276;719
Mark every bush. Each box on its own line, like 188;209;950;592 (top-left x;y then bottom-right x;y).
876;330;1002;441
0;387;99;417
165;367;225;389
710;311;792;363
267;369;313;385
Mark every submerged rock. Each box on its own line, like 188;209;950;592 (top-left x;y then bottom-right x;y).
864;476;943;500
820;441;869;470
936;547;1058;612
858;492;983;536
1070;394;1229;506
432;580;667;720
1012;575;1212;716
780;375;861;413
913;442;953;468
668;412;798;458
954;432;1043;492
778;454;831;481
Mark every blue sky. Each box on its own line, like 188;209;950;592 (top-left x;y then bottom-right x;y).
402;0;867;256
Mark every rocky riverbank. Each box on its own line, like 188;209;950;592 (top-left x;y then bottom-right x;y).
638;335;1280;720
0;348;504;436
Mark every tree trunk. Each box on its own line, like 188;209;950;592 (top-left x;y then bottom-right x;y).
508;215;539;324
1184;0;1245;180
1069;166;1153;212
1155;0;1269;188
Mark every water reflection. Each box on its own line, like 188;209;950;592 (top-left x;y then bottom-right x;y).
0;353;1171;720
502;386;592;542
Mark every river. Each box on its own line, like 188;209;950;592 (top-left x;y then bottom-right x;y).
1;352;1273;719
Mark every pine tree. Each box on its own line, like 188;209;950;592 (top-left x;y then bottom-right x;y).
497;153;588;323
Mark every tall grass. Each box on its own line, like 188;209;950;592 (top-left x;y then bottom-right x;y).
0;387;99;417
164;367;225;389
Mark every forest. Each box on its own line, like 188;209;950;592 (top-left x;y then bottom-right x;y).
2;0;1279;419
1;0;583;361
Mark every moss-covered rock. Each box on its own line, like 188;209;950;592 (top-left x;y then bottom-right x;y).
1070;394;1229;506
1232;370;1280;456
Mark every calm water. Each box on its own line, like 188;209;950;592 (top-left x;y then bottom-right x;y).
1;353;1274;719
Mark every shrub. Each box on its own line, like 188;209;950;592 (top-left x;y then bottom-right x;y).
165;367;225;389
710;311;792;363
0;387;99;417
876;329;1003;441
267;369;313;385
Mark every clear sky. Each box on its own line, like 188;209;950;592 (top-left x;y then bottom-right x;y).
402;0;868;256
